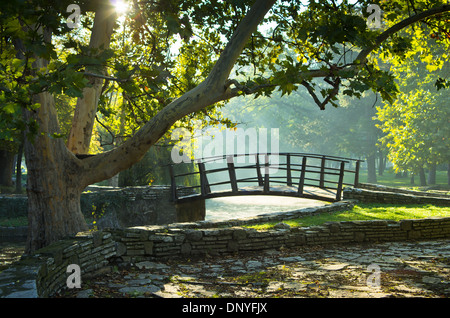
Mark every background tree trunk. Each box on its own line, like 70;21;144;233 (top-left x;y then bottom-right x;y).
447;163;450;186
0;149;15;187
419;167;427;186
366;154;377;184
15;141;24;193
427;164;436;185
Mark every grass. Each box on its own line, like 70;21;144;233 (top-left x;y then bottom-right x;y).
244;203;450;230
356;169;449;191
0;216;28;227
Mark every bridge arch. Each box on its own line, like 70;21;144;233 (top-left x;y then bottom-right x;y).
169;153;363;203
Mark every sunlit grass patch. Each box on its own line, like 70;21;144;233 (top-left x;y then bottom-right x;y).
243;204;450;230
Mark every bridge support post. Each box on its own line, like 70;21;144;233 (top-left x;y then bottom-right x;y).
255;154;263;186
298;156;307;195
286;153;292;186
336;161;346;201
198;161;211;196
264;154;270;193
320;156;326;188
227;156;238;193
169;164;177;201
354;160;360;187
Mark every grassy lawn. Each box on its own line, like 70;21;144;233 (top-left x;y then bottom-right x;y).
0;216;28;227
244;203;450;230
356;169;449;191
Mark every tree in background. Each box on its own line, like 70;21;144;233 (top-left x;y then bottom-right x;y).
376;10;450;186
0;0;448;252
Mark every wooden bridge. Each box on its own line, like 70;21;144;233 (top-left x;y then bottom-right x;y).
169;153;363;203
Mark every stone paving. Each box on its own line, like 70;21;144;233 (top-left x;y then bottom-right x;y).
55;239;450;298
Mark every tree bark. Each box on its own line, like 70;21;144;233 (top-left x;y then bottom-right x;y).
24;90;88;253
378;151;385;176
447;163;450;186
427;164;436;185
15;26;88;253
15;141;23;194
0;149;15;187
419;167;427;186
67;2;117;154
366;154;377;184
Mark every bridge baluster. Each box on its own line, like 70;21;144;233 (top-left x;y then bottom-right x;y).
336;161;346;201
298;156;307;195
227;156;238;193
198;161;210;196
263;154;270;193
354;160;360;187
286;153;292;187
255;154;263;186
169;164;177;201
320;156;326;188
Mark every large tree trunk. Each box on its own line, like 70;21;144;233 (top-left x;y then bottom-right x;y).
23;91;88;253
15;26;89;253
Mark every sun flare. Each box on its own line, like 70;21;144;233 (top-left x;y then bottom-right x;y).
111;0;129;15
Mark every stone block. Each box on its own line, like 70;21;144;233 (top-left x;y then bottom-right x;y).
143;241;154;255
408;230;421;239
400;220;413;231
354;232;365;242
180;242;192;255
185;229;203;241
232;228;247;240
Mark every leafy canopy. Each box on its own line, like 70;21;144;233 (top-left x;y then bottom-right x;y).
0;0;448;151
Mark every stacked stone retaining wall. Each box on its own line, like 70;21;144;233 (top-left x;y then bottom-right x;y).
2;209;450;298
343;185;450;206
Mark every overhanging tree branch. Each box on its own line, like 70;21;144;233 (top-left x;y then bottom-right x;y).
80;0;277;186
224;4;450;109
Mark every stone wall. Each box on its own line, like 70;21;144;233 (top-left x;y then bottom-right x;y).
2;201;450;297
0;231;115;298
112;216;450;262
357;183;450;198
0;186;205;230
343;186;450;206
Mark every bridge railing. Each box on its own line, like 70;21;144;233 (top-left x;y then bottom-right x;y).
168;153;363;202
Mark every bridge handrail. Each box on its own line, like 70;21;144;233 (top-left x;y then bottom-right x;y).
169;153;363;202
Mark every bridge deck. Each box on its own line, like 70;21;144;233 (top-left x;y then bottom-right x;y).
175;185;338;203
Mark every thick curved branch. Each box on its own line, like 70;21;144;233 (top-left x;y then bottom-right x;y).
224;4;450;108
80;0;277;186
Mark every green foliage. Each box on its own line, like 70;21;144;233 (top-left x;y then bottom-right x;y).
376;20;450;174
0;0;448;173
